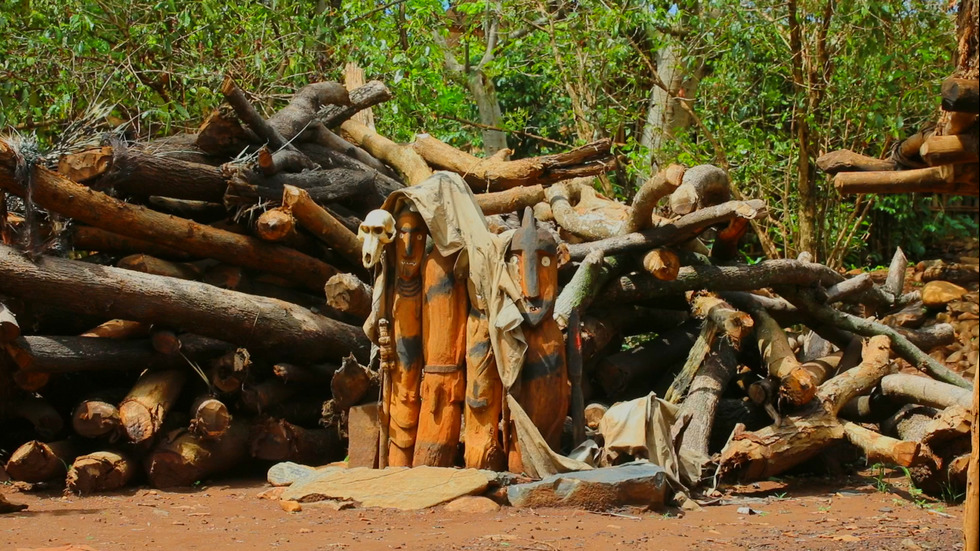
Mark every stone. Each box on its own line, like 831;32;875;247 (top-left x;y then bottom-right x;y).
444;496;501;513
921;281;968;308
347;402;380;468
279;500;303;513
506;461;667;511
281;466;492;510
267;461;343;487
256;487;285;501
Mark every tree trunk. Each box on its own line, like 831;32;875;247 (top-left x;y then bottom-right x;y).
66;450;137;494
250;417;341;464
0;142;338;291
0;244;369;363
565;199;767;260
4;439;77;483
119;369;187;444
413;135;614;192
189;396;232;440
145;420;251;488
880;373;973;409
678;340;739;458
72;398;122;440
97;145;228;203
282;185;363;269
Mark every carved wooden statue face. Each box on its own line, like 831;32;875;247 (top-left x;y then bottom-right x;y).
395;207;427;280
507;207;558;327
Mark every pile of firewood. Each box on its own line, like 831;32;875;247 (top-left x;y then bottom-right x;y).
0;73;974;500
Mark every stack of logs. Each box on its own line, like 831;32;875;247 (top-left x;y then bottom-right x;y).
818;72;978;195
0;74;974;500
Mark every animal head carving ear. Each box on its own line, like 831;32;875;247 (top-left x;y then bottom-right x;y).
358;209;396;268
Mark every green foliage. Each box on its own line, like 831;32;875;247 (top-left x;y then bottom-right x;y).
0;0;971;262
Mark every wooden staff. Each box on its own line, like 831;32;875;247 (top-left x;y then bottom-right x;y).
413;249;468;467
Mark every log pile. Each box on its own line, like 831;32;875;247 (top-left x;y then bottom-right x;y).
0;73;974;504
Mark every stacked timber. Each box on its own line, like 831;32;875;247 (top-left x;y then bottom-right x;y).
0;72;974;504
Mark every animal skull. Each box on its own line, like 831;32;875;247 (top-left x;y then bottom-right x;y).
358;209;396;268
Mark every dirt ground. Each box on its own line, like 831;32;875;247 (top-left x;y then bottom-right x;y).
0;468;965;551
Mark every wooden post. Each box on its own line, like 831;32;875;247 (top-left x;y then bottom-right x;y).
463;307;505;471
387;208;428;466
414;249;468;467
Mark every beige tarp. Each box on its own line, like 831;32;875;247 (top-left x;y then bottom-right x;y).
597;392;708;488
365;172;590;477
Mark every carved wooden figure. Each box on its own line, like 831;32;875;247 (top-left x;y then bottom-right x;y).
507;207;569;474
463;306;505;471
387;206;428;466
413;249;468;467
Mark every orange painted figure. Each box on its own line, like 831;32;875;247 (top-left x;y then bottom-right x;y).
506;208;569;474
414;248;469;467
463;306;505;471
387;206;428;466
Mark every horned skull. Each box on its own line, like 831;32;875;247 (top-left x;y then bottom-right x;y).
358;209;396;268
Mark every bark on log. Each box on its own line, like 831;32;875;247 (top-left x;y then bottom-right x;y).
825;273;873;303
256;146;317;175
553;249;605;329
719;335;892;481
250;417;340;464
0;301;19;343
6;336;186;373
566;199;767;260
7;396;63;440
117;254;202;280
189;396;232;440
66;450;137;494
786;288;971;388
884;247;908;299
816;150;898;174
145;419;250;488
331;353;379;411
225;165;387;210
97;145;228;203
920;133;980;165
269;81;350;142
342;121;433;185
880;373;973;409
4;439;77;483
72;398;122;440
0;245;369;362
210;348;251;395
942;77;980;113
669;164;730;215
678;340;739;458
546;179;625;240
241;378;300;415
621;164;685;234
70;225;194;260
195;106;253;157
691;293;754;345
303;124;402;183
0;143;338;291
282;185;362;268
413;134;615;191
272;362;337;386
596;321;700;401
751;308;817;406
324;273;373;320
119;369;187;444
834;164;979;195
318;80;391;128
841;421;920;467
475;185;545;215
893;323;956;352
